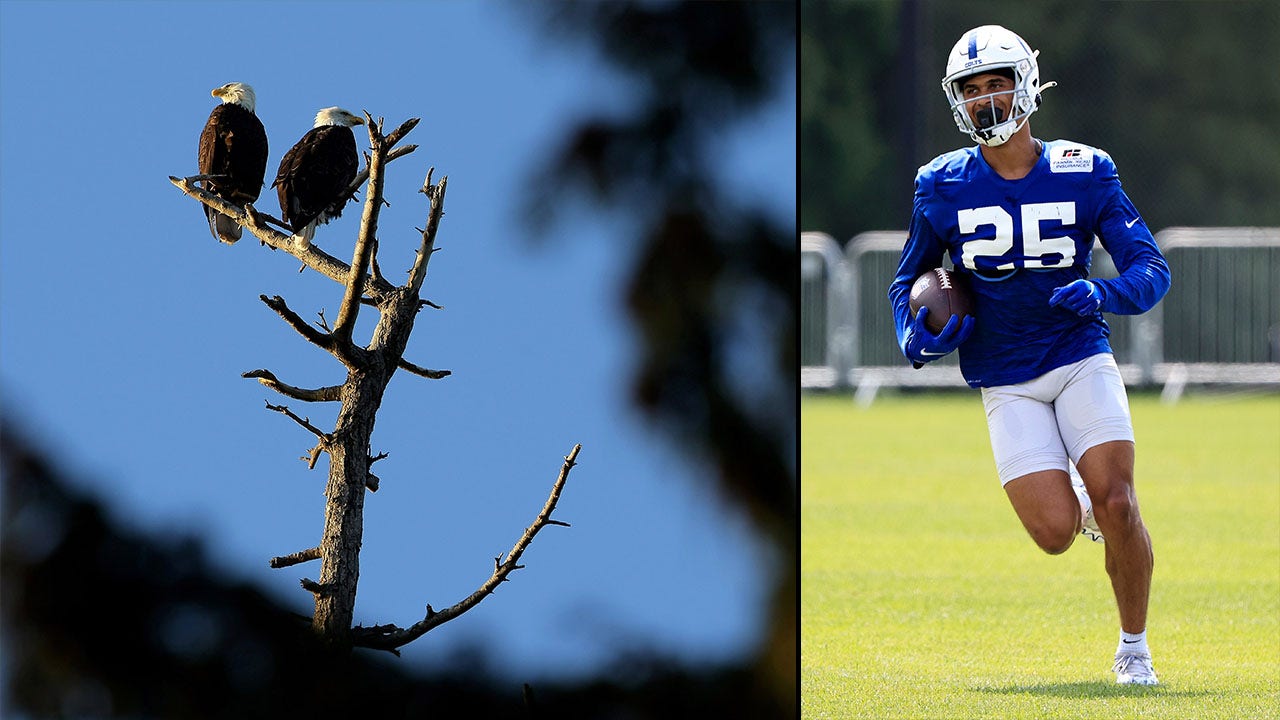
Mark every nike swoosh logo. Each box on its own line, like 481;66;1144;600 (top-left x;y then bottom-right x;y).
1122;639;1142;644
1125;217;1140;228
920;350;948;356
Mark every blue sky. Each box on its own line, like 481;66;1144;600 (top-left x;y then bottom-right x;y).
0;1;795;680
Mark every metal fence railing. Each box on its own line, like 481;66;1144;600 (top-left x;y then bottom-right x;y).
801;227;1280;399
800;232;850;389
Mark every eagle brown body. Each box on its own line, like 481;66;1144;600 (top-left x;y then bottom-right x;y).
273;108;364;248
197;84;268;244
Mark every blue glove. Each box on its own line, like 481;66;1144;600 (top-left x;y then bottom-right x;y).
902;306;975;366
1049;280;1104;316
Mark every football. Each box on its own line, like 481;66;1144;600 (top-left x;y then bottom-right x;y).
909;267;973;334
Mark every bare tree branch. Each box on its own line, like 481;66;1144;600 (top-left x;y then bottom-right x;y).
398;358;451;379
305;445;325;471
300;578;330;595
352;444;582;653
384;117;420;147
341;144;418;205
369;237;388;287
270;546;321;569
264;402;328;441
171;176;397;300
242;369;341;402
247;204;295;235
408;170;448;295
260;295;333;350
332;119;384;345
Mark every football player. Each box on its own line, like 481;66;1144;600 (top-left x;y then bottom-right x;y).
887;25;1170;685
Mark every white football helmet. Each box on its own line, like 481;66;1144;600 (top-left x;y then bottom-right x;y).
941;25;1056;147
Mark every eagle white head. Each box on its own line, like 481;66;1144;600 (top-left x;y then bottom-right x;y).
314;107;365;129
211;82;256;113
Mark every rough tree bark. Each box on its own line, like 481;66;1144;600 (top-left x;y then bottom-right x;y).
172;113;580;654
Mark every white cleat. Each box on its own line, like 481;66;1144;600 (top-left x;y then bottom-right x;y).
1113;652;1159;685
1070;464;1104;543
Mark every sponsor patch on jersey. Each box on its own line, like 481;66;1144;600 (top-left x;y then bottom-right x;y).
1049;145;1094;173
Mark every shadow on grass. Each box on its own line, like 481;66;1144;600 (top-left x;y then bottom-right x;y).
972;681;1211;699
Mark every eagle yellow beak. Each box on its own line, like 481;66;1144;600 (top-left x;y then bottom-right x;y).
211;86;226;99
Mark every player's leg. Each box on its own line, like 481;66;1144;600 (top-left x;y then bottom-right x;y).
1077;440;1152;635
1078;439;1157;684
981;385;1078;554
1055;353;1158;685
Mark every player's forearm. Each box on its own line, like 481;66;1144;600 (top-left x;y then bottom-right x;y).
1094;254;1170;315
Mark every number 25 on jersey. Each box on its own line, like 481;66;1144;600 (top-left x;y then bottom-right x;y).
958;201;1076;273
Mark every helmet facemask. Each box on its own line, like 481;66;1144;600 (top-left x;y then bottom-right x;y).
945;69;1036;147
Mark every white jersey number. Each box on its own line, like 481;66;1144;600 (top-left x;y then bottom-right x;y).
958;202;1076;271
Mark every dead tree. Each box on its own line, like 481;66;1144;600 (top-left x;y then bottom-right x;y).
171;114;580;654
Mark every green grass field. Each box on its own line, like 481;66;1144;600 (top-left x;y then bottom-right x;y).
801;390;1280;719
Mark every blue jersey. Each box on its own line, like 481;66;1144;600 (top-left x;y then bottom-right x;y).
888;140;1171;388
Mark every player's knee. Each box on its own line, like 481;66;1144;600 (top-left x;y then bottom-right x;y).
1096;486;1138;529
1027;519;1076;555
1037;533;1075;555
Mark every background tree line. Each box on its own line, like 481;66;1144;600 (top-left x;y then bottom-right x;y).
801;0;1280;243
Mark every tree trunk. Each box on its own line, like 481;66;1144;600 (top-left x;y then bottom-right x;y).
313;371;378;644
312;290;417;645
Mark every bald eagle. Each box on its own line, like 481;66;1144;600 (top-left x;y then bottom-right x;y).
197;82;269;244
273;108;365;248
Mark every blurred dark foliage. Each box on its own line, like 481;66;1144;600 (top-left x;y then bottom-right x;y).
802;0;1280;242
2;423;789;718
526;1;797;714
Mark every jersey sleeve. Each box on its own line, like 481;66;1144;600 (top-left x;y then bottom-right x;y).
1088;151;1171;315
889;174;949;355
